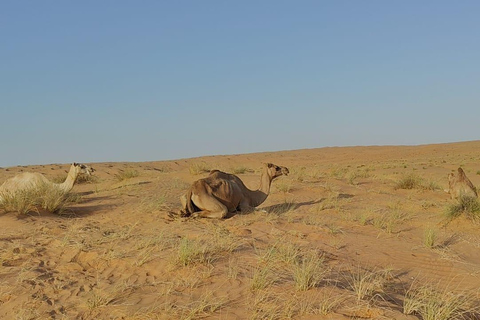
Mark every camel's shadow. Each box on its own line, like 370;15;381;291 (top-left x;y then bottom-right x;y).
261;194;354;215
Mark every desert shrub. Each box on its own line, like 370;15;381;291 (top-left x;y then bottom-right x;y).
0;183;78;214
404;284;478;319
423;227;437;249
231;166;251;174
52;172;98;184
445;196;480;222
394;173;423;190
346;268;390;301
114;169;139;181
292;251;326;291
189;162;211;175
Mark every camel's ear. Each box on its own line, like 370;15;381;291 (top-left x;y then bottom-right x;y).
73;162;78;166
267;163;274;168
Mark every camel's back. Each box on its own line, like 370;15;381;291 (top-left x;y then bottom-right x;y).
207;170;247;188
0;172;50;192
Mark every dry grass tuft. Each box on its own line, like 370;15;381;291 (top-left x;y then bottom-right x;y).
394;173;423;190
445;195;480;222
403;283;479;319
345;267;390;302
189;162;211;175
115;168;140;181
0;183;80;214
292;251;326;291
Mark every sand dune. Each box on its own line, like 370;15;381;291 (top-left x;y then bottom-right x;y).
1;141;480;319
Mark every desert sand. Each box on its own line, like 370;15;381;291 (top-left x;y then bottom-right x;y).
1;141;480;319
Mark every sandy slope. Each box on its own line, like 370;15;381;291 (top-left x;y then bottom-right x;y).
1;141;480;319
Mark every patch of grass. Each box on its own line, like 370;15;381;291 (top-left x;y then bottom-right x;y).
329;166;348;179
445;195;480;222
423;227;437;249
140;193;167;212
0;189;39;214
312;290;345;315
231;165;251;174
178;291;228;320
292;251;326;291
275;181;292;193
422;180;440;191
249;291;282;320
176;238;214;266
394;173;423;190
114;168;139;181
403;283;478;319
0;183;79;215
346;268;390;302
251;265;274;291
189;162;210;175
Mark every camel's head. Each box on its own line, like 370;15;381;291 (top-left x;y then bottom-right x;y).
72;163;95;176
265;163;289;180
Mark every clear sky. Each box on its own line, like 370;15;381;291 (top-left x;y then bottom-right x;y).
1;1;479;167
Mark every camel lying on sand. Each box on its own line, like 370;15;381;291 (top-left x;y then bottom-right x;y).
0;163;95;202
179;163;289;219
445;167;478;200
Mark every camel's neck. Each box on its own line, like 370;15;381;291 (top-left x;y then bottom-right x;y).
247;170;273;208
58;166;77;193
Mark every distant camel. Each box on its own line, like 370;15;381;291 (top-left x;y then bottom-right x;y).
179;163;289;219
0;163;95;202
445;167;478;200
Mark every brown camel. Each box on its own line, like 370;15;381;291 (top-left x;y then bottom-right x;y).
445;167;478;200
179;163;289;219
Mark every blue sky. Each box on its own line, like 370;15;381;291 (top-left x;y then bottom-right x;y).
1;1;479;167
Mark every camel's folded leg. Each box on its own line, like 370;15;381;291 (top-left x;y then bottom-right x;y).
190;195;229;219
192;208;228;219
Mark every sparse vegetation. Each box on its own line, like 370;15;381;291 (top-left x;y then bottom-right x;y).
292;251;326;291
114;168;140;181
394;173;423;190
231;165;251;174
189;162;211;175
346;267;390;302
0;183;80;214
4;144;480;320
423;227;437;248
404;283;478;319
445;195;480;222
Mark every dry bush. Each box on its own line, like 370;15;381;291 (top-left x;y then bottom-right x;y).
0;183;80;214
445;195;480;222
188;162;210;175
345;267;391;302
115;168;140;181
423;227;437;249
394;173;423;190
292;251;327;291
403;283;479;319
231;165;252;174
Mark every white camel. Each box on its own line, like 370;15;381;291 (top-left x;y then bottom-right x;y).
0;163;94;203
